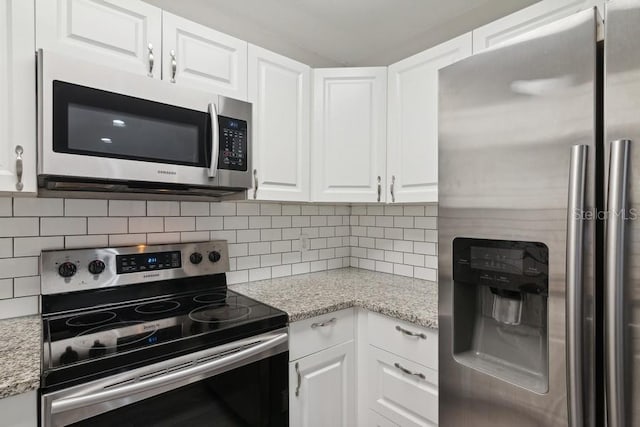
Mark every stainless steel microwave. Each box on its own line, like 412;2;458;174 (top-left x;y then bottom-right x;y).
37;50;251;200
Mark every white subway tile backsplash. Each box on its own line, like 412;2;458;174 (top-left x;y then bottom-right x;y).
65;199;107;217
180;202;209;216
237;229;260;243
404;206;425;216
261;253;281;267
0;296;38;320
0;257;38;279
65;234;108;249
249;267;271;281
394;216;413;228
41;217;86;236
109;233;146;246
109;200;146;217
248;242;270;255
384;205;403;216
14;236;64;256
301;205;318;215
260;203;281;216
210;202;236;216
318;248;335;260
415;267;437;281
375;260;393;274
403;228;425;241
196;217;224;231
0;218;39;237
261;229;281;241
13;276;40;297
404;253;425;267
0;198;11;216
282;205;301;216
237;255;260;270
0;238;12;258
272;216;292;228
0;279;13;299
310;260;327;272
147;232;181;245
282;251;301;264
180;231;210;243
249;216;271;229
165;217;195;232
292;262;310;275
224;216;248;230
210;230;237;243
147;201;180;216
14;198;63;217
88;217;128;235
129;217;163;233
272;264;292;278
236;203;260;216
393;264;413;277
226;270;248;285
229;243;249;257
291;216;310;227
415;217;437;229
414;242;437;255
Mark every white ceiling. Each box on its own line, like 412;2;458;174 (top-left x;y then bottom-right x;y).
144;0;540;67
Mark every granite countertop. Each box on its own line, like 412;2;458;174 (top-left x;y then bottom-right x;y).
231;268;438;329
0;315;40;399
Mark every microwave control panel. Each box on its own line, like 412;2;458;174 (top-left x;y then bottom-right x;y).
218;116;248;171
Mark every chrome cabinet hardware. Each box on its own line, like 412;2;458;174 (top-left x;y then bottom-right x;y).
377;176;381;202
15;145;23;191
566;144;588;427
311;317;336;329
147;43;154;77
395;325;426;339
295;362;301;397
253;169;258;199
390;175;396;202
170;50;177;83
394;362;425;380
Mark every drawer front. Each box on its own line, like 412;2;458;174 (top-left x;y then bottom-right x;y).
370;409;400;427
290;308;355;360
368;312;437;370
368;346;438;427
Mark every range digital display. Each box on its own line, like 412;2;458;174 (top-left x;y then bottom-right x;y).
116;251;181;274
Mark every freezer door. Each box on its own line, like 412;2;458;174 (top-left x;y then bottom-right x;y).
605;1;640;426
438;9;599;427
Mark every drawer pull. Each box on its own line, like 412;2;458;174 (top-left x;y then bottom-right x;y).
311;317;337;329
394;362;426;380
395;325;427;339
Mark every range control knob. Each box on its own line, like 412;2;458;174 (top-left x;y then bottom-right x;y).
58;262;77;278
60;346;79;365
189;252;203;264
88;260;106;275
208;251;221;263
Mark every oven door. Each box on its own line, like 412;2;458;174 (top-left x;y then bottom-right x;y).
37;50;251;189
42;329;288;427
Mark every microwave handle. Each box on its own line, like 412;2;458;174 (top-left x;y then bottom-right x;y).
208;103;219;178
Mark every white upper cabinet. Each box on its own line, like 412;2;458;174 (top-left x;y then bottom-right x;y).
162;12;248;100
387;33;472;203
35;0;162;78
312;67;387;203
473;0;605;53
0;0;36;194
248;44;311;201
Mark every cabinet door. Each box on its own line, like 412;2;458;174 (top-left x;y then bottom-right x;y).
312;67;387;203
35;0;162;78
473;0;604;53
387;33;471;203
0;0;36;194
163;11;248;100
248;44;310;201
0;391;37;427
290;341;355;427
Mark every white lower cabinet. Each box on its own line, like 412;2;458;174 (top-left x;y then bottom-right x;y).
289;340;356;427
0;390;37;427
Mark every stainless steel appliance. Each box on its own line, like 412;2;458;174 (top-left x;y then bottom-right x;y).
438;8;601;427
39;241;288;427
37;50;252;200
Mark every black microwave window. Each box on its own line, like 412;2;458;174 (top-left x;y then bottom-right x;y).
53;80;209;168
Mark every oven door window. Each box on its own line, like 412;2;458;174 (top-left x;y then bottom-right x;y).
68;352;288;427
53;80;210;167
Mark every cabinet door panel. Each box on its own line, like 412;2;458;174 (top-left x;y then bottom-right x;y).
36;0;161;78
0;0;36;194
163;12;247;100
290;341;355;427
473;0;604;53
312;68;387;203
248;45;310;201
387;33;471;203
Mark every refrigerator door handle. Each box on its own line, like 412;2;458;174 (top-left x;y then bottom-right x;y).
566;144;588;427
605;139;631;427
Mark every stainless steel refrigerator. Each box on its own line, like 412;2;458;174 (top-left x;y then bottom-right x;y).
438;2;640;426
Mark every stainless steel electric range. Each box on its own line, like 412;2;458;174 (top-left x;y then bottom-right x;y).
39;241;288;427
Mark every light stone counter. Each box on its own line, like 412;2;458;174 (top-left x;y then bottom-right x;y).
230;268;438;329
0;315;40;399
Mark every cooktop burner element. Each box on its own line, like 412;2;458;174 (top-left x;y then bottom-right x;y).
40;241;287;391
134;300;181;315
188;303;252;324
65;311;117;327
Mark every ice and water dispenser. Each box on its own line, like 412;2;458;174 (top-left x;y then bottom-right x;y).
452;238;549;393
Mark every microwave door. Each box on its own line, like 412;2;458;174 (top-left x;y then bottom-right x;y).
212;96;252;189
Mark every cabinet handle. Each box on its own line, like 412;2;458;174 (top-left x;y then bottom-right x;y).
395;325;427;339
390;175;396;203
253;169;258;199
394;362;426;380
15;145;24;191
170;49;177;83
377;176;381;202
311;317;336;329
295;362;301;397
147;43;154;77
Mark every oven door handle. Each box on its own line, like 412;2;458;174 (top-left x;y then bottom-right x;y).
50;332;288;415
208;102;219;178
